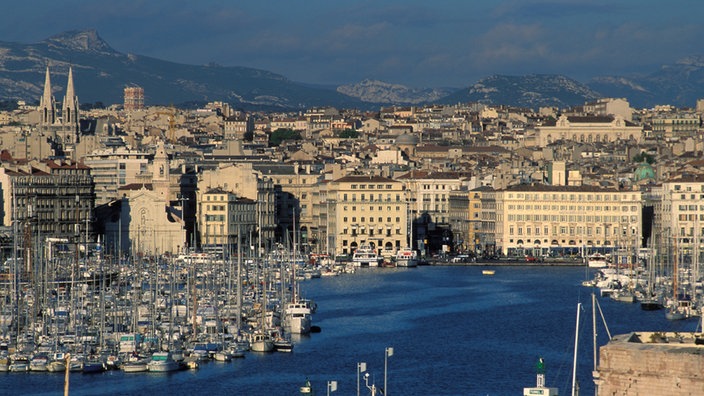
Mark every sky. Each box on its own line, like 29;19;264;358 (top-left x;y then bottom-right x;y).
1;0;702;89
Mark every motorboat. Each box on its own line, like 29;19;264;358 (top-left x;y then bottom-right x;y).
283;301;312;335
273;336;293;353
8;355;29;372
352;245;379;267
121;359;149;373
395;247;418;267
249;331;274;353
585;253;609;268
147;351;181;372
29;353;49;372
482;269;496;276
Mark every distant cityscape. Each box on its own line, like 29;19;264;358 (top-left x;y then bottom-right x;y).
1;65;703;264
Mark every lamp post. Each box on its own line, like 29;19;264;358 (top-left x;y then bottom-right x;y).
384;347;394;395
327;380;337;396
357;361;366;396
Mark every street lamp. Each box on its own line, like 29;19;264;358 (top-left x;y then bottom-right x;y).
357;361;366;396
327;380;337;396
384;347;394;396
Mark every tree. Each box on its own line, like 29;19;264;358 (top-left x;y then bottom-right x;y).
268;128;302;147
633;152;655;164
339;129;359;139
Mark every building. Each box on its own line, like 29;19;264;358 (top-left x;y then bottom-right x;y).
328;175;408;257
495;184;642;258
0;159;94;271
197;187;256;256
658;176;704;261
84;147;150;205
534;115;642;147
37;65;80;157
123;86;145;111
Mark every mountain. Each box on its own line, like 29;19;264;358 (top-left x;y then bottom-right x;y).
0;29;702;110
587;56;704;108
435;74;602;109
0;29;368;110
337;79;455;105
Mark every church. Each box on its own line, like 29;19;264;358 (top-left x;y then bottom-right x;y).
37;64;81;157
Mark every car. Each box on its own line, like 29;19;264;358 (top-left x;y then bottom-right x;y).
525;255;537;262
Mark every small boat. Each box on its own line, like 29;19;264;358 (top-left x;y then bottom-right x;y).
83;357;106;373
46;359;66;373
0;354;10;372
8;355;30;372
274;337;294;353
300;379;314;395
29;353;49;372
395;247;418;268
250;331;274;353
213;350;232;362
121;360;149;373
482;269;496;276
585;252;609;268
147;351;181;372
352;245;380;267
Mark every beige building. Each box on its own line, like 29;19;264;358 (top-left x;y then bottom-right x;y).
84;147;150;205
198;162;277;251
535;115;642;147
658;176;704;258
495;185;642;258
197;187;257;256
328;175;408;257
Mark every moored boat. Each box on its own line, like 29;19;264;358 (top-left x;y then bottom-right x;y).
352;245;380;267
395;247;418;267
147;351;180;372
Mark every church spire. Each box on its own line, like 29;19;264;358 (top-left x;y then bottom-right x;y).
62;65;79;126
39;64;56;125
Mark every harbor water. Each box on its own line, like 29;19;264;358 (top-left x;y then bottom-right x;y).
1;265;696;395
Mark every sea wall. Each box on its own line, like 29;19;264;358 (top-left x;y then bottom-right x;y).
597;332;704;395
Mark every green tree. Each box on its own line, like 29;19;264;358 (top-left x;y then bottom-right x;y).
339;129;359;139
633;152;655;164
268;128;302;147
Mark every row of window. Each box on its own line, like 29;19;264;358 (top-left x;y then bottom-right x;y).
507;205;638;212
509;224;637;237
508;214;638;222
342;206;402;212
350;184;394;190
343;216;401;223
507;193;639;202
342;229;400;236
341;193;402;202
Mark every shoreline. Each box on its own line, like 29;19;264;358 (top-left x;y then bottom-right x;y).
423;258;584;267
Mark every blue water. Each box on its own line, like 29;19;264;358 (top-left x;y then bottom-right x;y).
1;266;696;396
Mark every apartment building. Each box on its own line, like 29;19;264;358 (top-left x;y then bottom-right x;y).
496;184;642;258
197;187;257;256
328;175;408;257
659;176;704;258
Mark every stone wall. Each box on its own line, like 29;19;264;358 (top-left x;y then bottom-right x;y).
597;333;704;395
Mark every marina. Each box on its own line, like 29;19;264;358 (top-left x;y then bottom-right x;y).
0;263;697;395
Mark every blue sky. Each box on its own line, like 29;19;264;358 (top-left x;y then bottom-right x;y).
2;0;702;88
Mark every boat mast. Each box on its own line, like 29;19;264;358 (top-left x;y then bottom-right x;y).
572;302;581;396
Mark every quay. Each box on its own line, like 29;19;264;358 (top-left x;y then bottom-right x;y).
424;257;584;267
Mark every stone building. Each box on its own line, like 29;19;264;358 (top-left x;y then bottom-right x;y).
328;175;408;257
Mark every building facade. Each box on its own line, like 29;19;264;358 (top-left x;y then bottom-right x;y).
495;185;642;258
328;175;408;257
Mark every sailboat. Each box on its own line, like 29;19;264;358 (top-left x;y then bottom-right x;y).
665;237;688;320
396;199;418;267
